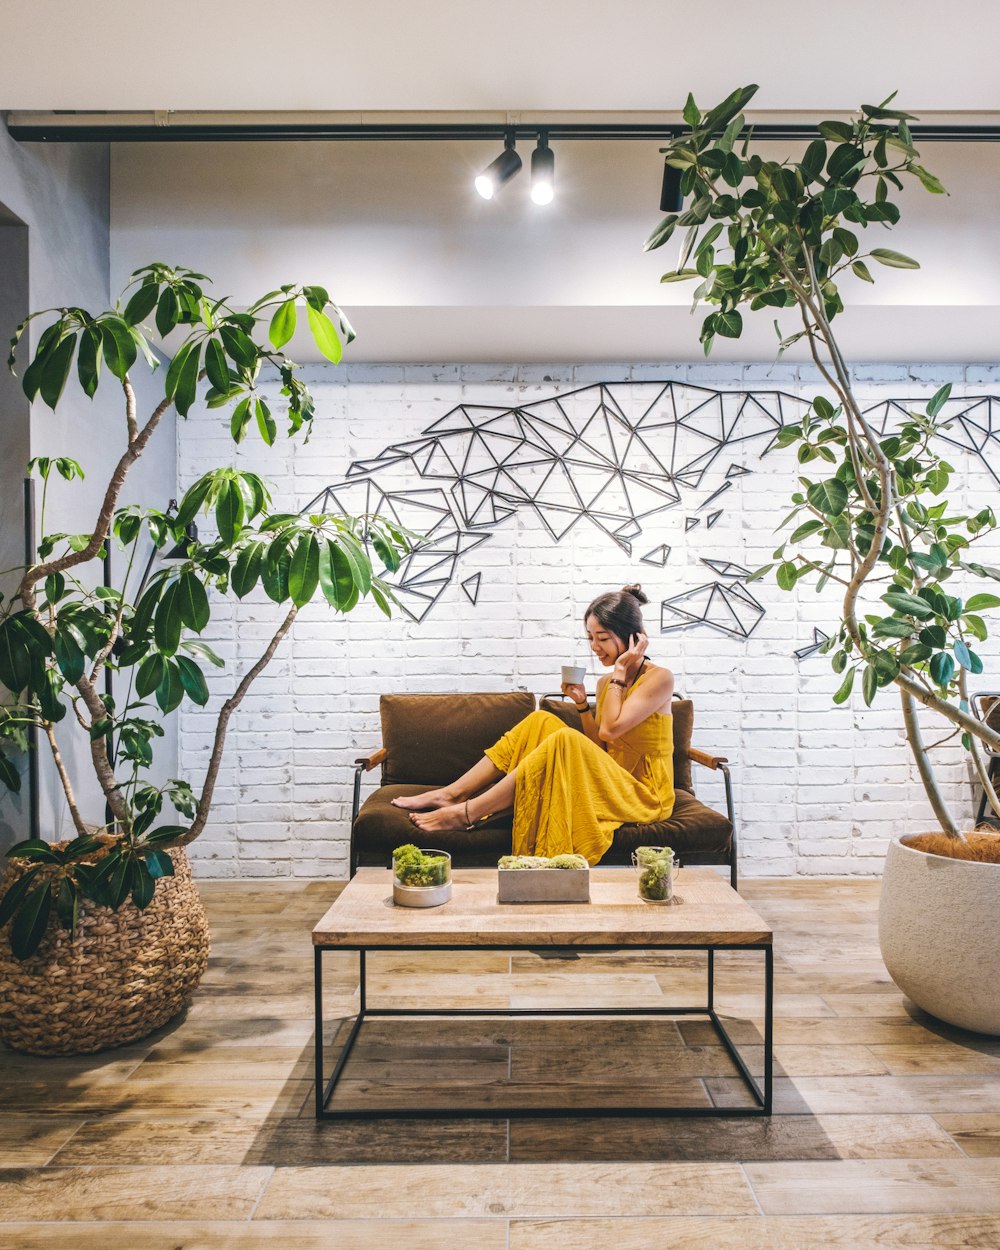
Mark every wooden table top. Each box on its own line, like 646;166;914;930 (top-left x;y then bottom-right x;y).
312;867;772;948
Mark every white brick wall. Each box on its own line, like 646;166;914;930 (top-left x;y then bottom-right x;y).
177;361;1000;879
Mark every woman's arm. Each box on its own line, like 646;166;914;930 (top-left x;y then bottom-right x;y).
561;677;607;749
598;667;674;741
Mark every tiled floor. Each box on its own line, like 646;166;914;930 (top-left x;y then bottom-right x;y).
2;877;1000;1248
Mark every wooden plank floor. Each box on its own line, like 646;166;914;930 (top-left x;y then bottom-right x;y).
3;877;1000;1248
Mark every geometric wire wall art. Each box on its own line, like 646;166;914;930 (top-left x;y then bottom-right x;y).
306;382;1000;640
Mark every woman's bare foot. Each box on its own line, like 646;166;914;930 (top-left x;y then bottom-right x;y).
408;803;470;832
391;788;456;811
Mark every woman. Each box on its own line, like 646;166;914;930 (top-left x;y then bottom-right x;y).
392;585;675;865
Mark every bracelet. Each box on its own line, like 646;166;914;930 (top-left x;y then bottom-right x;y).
609;678;627;690
574;701;590;713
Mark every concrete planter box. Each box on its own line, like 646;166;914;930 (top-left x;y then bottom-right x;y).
497;867;590;904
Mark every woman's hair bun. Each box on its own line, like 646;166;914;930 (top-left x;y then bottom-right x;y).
621;583;648;606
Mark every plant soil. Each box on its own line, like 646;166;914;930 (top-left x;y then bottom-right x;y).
903;831;1000;863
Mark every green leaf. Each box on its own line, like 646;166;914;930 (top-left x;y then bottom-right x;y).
231;543;264;599
776;562;800;592
155;285;179;337
220;324;258;369
230;396;252;443
659;269;699;283
929;652;954;686
174;342;202;417
53;628;85;684
122;282;159;326
144;849;175;879
806;479;849;516
55;876;79;935
77;324;103;398
136;651;166;698
832;667;855;704
319;539;356;610
872;617;915;639
144;824;189;846
38;333;77;410
643;214;679;252
682;92;700;126
862;665;878;707
0;865;42;927
869;248;920;270
100;318;138;381
269;299;297;350
964;593;1000;613
153;582;183;656
217;479;245;546
176;655;210;706
715;310;743;339
926;382;952;419
255;397;276;446
10;882;53;959
0;752;21;794
288;534;321;607
204;337;230;393
155;659;185;714
0;619;32;693
305;304;343;364
883;591;935;619
954;639;973;671
176;570;210;633
788;518;824;544
175;474;214;527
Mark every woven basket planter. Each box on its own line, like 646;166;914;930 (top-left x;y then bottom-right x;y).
0;847;210;1056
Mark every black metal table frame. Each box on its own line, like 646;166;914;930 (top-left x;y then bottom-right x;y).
314;940;773;1119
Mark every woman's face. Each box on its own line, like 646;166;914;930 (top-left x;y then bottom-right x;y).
585;614;624;666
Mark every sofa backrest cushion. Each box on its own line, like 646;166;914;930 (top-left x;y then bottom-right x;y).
380;691;537;785
538;693;694;794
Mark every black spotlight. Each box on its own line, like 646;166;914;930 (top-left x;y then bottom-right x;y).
530;135;555;205
659;162;684;213
475;133;522;200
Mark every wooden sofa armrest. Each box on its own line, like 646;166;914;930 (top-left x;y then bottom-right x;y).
688;746;729;771
354;748;387;772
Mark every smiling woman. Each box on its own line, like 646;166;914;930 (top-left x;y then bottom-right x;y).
391;584;676;862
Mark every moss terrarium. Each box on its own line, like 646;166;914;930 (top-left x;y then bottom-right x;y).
633;845;674;903
391;845;452;908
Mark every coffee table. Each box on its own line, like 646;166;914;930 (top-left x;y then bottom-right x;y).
312;866;773;1119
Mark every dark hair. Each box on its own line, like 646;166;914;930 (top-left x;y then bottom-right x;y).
584;584;648;642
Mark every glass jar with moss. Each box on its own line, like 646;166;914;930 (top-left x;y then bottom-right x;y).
632;845;674;904
391;845;452;907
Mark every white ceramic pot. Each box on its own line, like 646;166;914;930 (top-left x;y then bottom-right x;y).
879;835;1000;1036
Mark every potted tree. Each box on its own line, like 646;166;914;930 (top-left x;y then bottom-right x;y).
646;87;1000;1033
0;264;410;1054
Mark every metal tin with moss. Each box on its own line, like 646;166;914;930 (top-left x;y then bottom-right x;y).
391;845;452;908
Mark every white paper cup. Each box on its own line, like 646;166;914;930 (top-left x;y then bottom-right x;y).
561;664;586;685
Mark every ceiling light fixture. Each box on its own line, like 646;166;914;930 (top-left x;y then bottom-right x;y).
530;134;554;205
660;162;684;213
475;131;522;200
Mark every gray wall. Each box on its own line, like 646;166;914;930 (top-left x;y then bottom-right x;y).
0;121;178;847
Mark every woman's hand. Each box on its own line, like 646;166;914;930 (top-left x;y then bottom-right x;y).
614;632;649;683
560;681;588;707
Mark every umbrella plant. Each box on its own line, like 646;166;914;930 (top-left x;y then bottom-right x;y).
0;264;410;955
646;86;1000;838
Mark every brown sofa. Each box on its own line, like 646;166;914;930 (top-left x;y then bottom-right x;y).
351;691;737;887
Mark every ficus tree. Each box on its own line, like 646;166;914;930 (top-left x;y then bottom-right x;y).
0;264;411;956
646;85;1000;837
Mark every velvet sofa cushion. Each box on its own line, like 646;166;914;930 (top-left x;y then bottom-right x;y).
380;691;536;786
353;784;513;866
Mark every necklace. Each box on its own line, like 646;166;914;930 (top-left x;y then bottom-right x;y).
630;657;648;688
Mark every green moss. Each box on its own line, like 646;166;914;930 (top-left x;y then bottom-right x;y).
392;844;450;887
497;854;588;870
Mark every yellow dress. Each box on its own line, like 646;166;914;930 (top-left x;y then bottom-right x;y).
483;670;675;864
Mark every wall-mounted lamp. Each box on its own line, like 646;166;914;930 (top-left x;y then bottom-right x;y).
475;132;522;199
659;162;684;213
530;135;554;205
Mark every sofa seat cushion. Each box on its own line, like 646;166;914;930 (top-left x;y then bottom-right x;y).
354;785;514;866
606;788;733;861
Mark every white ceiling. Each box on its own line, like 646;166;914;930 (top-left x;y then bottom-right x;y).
7;1;1000;362
4;1;1000;112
